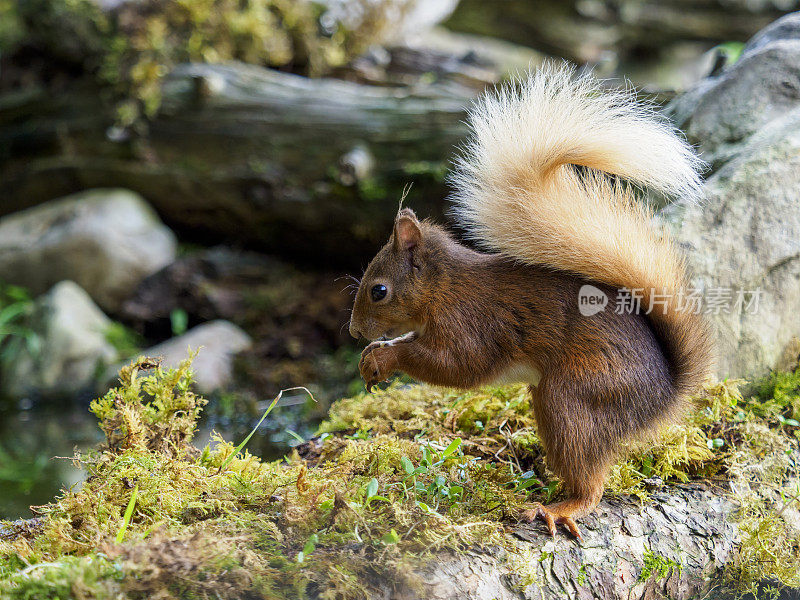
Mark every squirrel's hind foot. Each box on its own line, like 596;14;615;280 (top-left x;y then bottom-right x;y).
520;499;595;541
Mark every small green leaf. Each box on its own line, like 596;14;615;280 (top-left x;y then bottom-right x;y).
517;477;541;491
715;41;745;65
442;438;462;459
401;455;414;475
170;308;189;336
345;428;371;440
366;477;379;500
516;470;542;491
303;533;318;556
381;528;400;544
545;481;559;502
641;454;654;476
421;446;433;466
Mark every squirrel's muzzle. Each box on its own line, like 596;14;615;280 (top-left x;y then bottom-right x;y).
348;321;362;340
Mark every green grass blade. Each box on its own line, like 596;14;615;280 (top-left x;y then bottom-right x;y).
285;429;305;444
116;484;138;544
217;387;314;473
0;303;28;327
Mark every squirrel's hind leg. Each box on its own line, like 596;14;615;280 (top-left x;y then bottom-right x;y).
521;381;613;540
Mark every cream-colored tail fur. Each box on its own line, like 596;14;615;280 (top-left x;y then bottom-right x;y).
450;63;713;396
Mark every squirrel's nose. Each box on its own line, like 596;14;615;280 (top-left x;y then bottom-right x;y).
348;322;362;340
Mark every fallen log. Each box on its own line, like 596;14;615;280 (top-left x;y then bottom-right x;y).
395;485;740;600
0;485;743;599
0;59;479;267
446;0;794;64
2;366;799;599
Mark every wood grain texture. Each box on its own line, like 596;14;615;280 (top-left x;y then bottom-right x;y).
382;484;739;600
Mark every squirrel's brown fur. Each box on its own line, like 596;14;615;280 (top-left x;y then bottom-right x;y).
348;65;714;538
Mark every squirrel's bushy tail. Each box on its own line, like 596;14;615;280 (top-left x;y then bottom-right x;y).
450;63;713;398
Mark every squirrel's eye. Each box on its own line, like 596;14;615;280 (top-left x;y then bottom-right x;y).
371;284;387;302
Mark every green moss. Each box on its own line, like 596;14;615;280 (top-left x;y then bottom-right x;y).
750;369;800;424
2;0;406;124
638;549;681;583
318;381;722;502
719;368;800;594
319;375;800;594
401;160;449;183
722;420;800;594
0;554;122;600
1;356;798;598
730;494;800;595
576;564;587;587
0;357;525;599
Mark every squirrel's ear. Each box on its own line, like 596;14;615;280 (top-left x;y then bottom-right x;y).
394;209;422;251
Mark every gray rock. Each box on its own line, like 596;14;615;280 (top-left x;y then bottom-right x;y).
744;11;800;54
663;14;800;378
0;188;177;313
668;12;800;170
110;321;252;394
1;281;118;400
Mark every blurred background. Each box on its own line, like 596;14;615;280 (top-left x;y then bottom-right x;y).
1;0;799;520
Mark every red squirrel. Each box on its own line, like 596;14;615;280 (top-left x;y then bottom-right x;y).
347;65;713;539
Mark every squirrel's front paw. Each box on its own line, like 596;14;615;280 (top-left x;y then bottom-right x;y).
359;343;398;392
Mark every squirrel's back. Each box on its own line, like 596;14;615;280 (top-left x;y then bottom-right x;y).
449;64;713;400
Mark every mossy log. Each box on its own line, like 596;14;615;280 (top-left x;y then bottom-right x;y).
2;360;798;598
0;480;763;599
0;60;479;267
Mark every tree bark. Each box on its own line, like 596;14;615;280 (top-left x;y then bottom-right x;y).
384;484;741;600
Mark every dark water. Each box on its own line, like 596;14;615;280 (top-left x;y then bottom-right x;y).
0;406;101;520
0;394;320;521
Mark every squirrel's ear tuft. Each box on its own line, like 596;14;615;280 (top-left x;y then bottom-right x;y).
394;209;422;251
